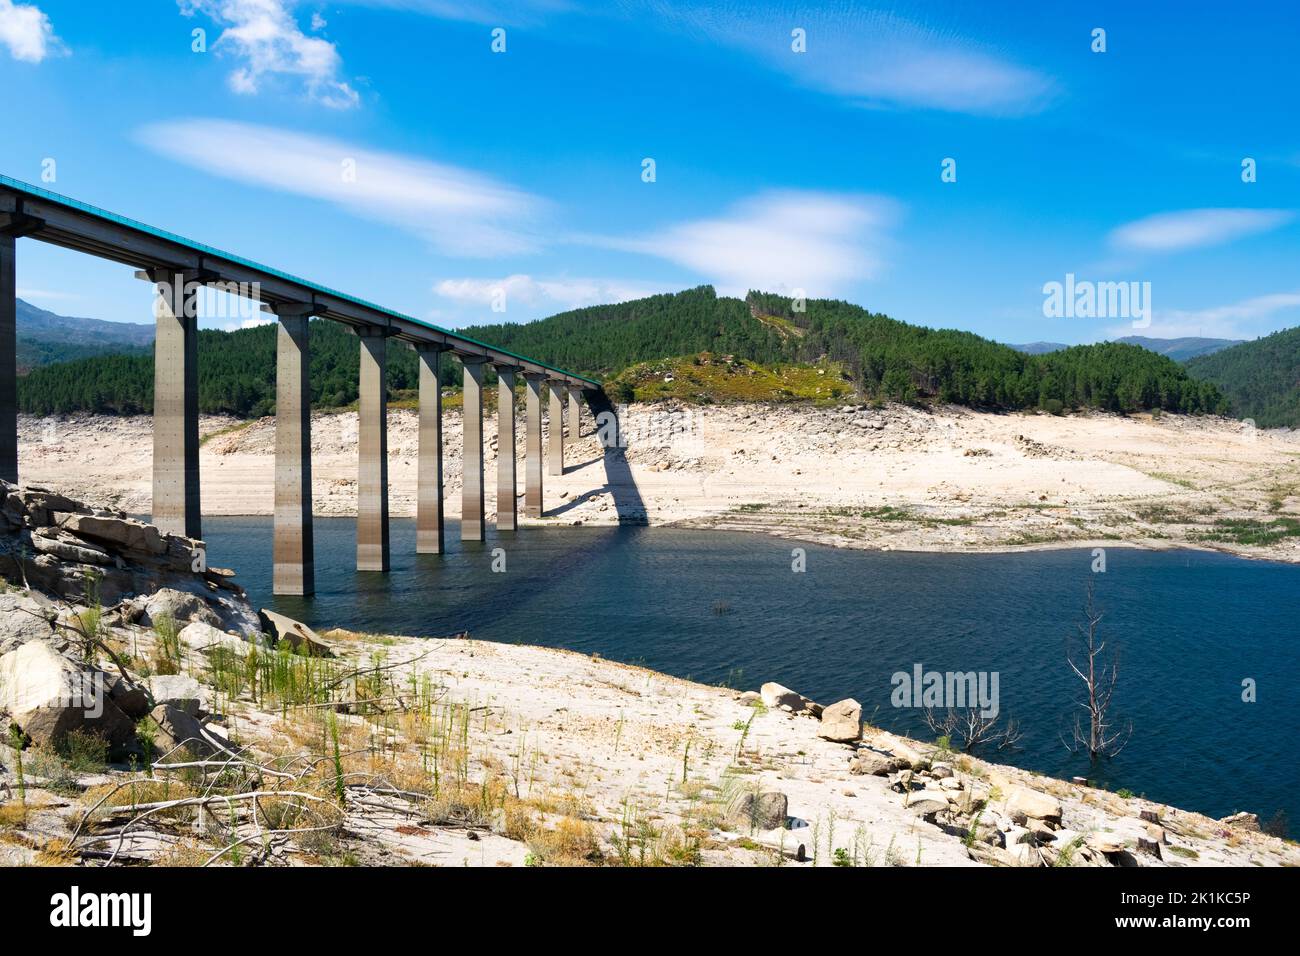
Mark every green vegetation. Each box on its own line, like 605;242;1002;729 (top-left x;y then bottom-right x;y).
1188;516;1300;547
18;286;1227;418
1186;326;1300;428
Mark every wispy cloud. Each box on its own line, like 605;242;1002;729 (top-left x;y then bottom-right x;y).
16;288;81;303
0;0;60;62
586;190;898;297
179;0;359;108
136;118;547;257
1110;208;1294;253
638;2;1056;117
435;274;670;314
1105;291;1300;340
338;0;573;26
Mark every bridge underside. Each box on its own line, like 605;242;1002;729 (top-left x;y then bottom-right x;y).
0;176;605;596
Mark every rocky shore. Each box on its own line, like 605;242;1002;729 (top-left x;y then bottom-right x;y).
1;484;1294;867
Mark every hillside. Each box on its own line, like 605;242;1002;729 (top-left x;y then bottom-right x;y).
15;298;153;372
1185;327;1300;428
17;286;1227;418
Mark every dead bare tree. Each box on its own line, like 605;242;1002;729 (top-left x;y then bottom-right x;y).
1063;580;1132;759
924;707;1022;753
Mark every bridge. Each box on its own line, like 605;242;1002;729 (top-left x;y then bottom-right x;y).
0;174;607;597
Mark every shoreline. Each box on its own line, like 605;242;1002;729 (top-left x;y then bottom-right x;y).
16;402;1300;567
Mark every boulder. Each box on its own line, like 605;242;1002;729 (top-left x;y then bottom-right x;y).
178;620;257;654
258;609;335;657
1084;832;1127;854
729;791;788;831
871;731;926;769
1008;842;1044;867
851;749;906;776
0;592;61;656
147;674;203;717
106;674;150;720
142;588;221;628
759;682;819;715
967;841;1017;867
904;792;949;819
209;593;261;636
817;698;862;743
0;642;135;749
55;513;166;556
1005;786;1063;825
760;682;801;710
147;704;231;761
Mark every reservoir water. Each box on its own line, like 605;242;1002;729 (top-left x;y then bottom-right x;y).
204;516;1299;830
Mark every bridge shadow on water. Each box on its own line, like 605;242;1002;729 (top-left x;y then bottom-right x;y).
247;406;650;639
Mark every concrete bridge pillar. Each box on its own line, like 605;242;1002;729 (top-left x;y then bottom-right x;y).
356;327;392;572
460;354;488;541
524;373;546;518
147;268;202;539
271;305;317;596
495;365;519;531
0;233;15;484
548;381;566;476
415;344;447;554
568;386;582;442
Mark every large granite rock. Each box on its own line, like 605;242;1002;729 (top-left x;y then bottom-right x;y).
142;588;222;628
0;642;135;749
0;592;62;656
817;698;862;742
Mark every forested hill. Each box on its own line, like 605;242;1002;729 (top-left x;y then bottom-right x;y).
17;286;1226;418
1185;327;1300;428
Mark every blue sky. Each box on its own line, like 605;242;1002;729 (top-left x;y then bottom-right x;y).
0;0;1297;345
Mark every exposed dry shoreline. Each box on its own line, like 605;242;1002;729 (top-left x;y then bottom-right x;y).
17;403;1300;563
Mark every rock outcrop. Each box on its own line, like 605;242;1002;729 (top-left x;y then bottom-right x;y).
0;480;258;634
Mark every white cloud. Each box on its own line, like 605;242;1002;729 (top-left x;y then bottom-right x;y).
0;0;60;62
586;190;898;297
643;3;1055;117
435;274;669;313
179;0;359;108
136;118;547;257
1110;208;1294;253
1105;291;1300;340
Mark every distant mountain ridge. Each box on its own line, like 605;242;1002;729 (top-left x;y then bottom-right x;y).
16;298;153;372
1009;341;1069;355
1010;336;1242;362
1113;335;1243;362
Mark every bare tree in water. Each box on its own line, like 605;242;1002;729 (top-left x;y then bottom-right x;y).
1064;580;1131;759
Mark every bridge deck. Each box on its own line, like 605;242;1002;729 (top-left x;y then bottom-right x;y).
0;174;598;389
